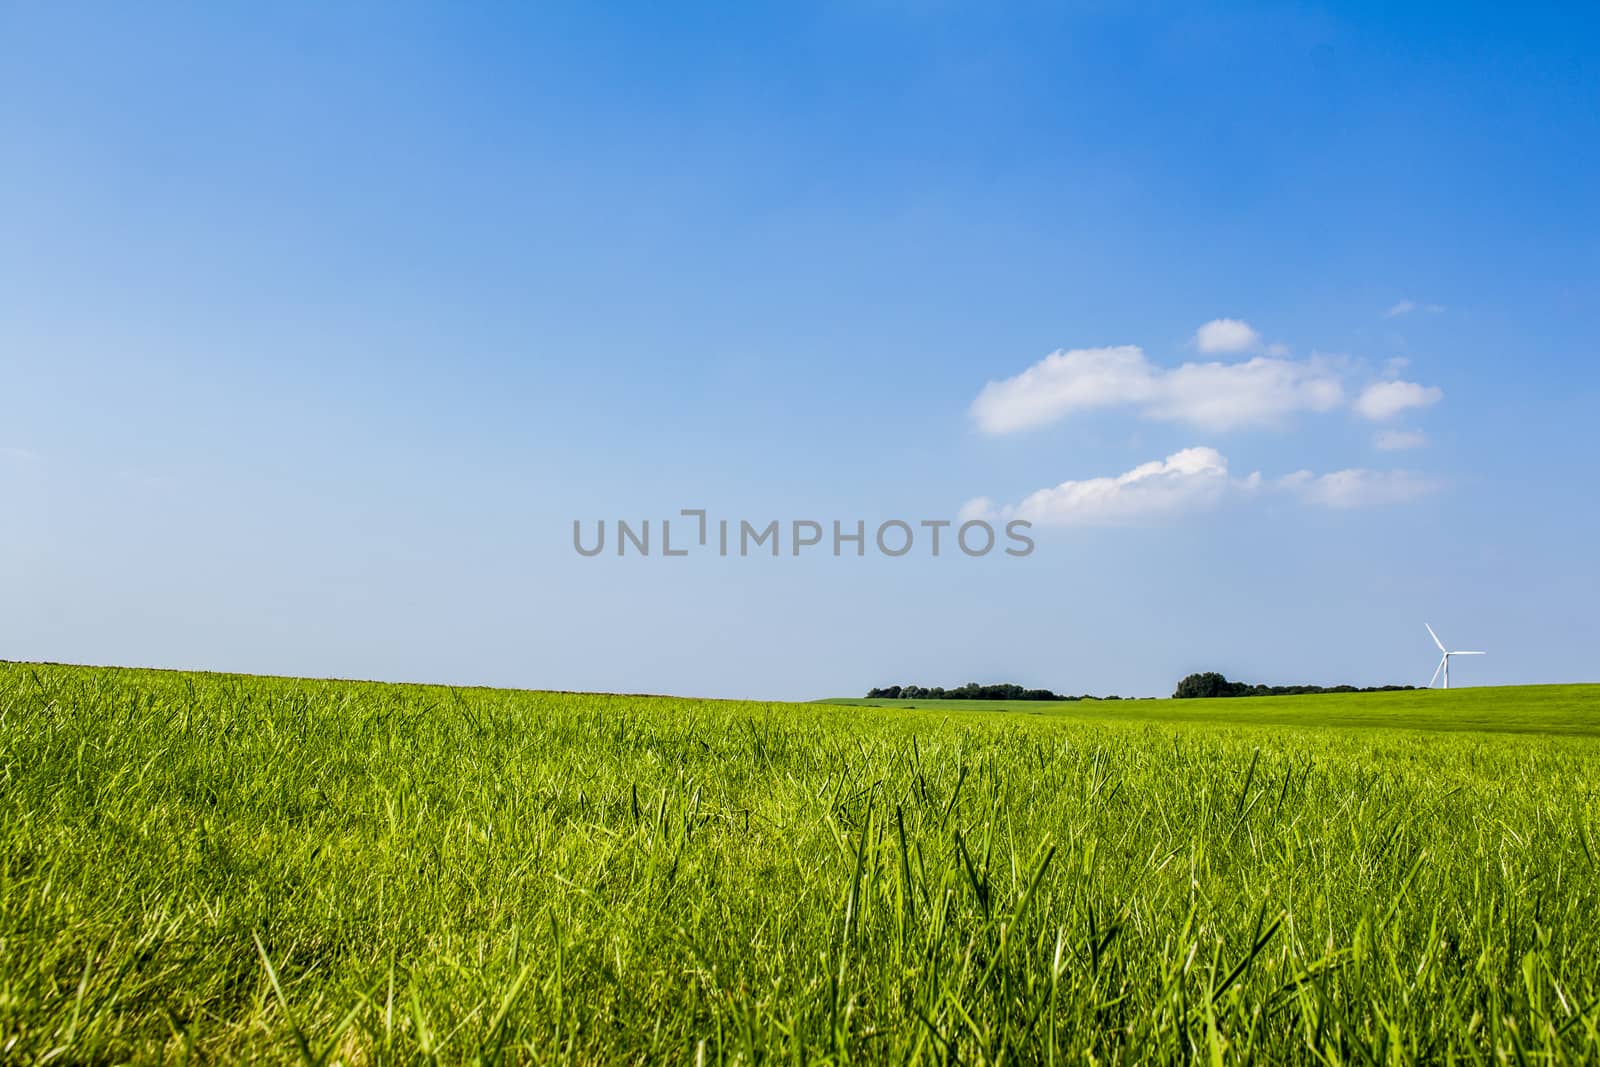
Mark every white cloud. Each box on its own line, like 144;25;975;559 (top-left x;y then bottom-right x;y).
1278;468;1439;508
1194;318;1261;353
971;346;1346;434
965;447;1441;527
957;497;993;522
1150;357;1345;430
965;447;1246;527
970;346;1155;434
1385;300;1445;318
1355;380;1443;420
1374;429;1427;451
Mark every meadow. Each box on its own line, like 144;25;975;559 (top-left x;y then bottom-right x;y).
2;662;1598;1063
825;684;1600;737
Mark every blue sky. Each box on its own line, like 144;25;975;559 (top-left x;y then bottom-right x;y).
2;2;1596;699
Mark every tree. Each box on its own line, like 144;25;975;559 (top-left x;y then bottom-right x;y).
1173;672;1415;699
1173;672;1237;699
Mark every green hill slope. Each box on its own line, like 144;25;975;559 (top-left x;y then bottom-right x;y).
4;661;1599;1061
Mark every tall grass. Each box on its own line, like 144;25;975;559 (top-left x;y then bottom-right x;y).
2;663;1598;1062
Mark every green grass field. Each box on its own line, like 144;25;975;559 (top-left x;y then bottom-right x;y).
3;663;1599;1063
822;684;1600;737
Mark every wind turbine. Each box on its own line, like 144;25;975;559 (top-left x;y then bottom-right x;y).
1425;624;1485;689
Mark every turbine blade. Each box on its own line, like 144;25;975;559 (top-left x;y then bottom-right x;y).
1453;651;1486;656
1428;656;1445;688
1425;623;1446;652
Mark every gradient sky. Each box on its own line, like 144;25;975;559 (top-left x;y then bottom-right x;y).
3;2;1597;699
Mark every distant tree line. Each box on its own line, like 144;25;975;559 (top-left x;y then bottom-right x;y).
866;683;1141;702
866;674;1416;703
867;682;1068;701
1172;672;1416;699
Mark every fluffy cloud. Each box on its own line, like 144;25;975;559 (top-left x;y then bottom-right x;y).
1374;429;1428;451
1355;380;1443;420
1194;318;1261;353
965;448;1440;527
1278;468;1439;508
969;346;1154;434
964;447;1246;527
957;497;994;522
1384;299;1444;318
965;318;1448;525
970;346;1345;434
1149;357;1345;430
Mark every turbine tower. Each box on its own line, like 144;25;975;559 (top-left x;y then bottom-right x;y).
1425;624;1485;689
